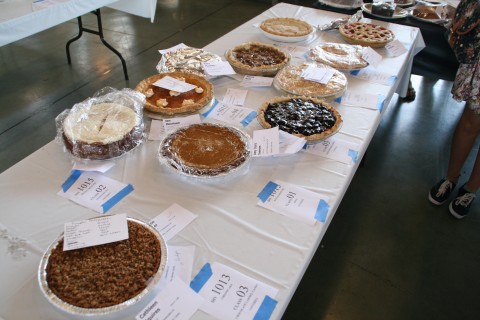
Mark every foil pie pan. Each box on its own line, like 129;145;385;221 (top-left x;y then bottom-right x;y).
156;47;222;76
38;217;168;316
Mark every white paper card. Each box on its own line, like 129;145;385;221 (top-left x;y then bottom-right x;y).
385;39;407;57
351;68;396;86
222;88;248;106
163;114;202;134
136;277;203;320
278;130;306;156
190;262;278;320
72;160;115;173
336;92;382;110
203;101;257;127
304;137;360;164
148;119;166;140
153;76;197;93
362;46;382;68
161;246;196;285
59;170;133;213
63;213;129;251
257;180;330;224
240;75;273;87
159;43;189;54
301;65;334;84
203;61;236;76
150;203;198;241
275;43;308;58
252;127;280;157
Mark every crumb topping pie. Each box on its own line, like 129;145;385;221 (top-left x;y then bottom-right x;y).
260;17;314;37
274;63;347;99
339;22;394;48
226;42;290;76
257;96;342;141
308;43;368;70
135;72;213;116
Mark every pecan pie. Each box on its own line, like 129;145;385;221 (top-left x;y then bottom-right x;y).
339;22;394;48
260;17;314;38
226;42;290;76
308;43;368;70
257;96;342;141
159;123;250;177
135;72;213;116
273;63;347;99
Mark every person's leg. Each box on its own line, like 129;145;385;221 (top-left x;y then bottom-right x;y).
446;105;480;183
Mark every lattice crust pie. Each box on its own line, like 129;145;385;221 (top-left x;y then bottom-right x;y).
45;220;162;309
308;43;368;70
159;123;251;177
135;72;213;115
257;96;342;141
339;22;394;48
260;17;314;37
274;63;347;99
62;103;143;160
226;42;290;76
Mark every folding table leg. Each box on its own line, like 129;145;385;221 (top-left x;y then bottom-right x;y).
65;9;129;80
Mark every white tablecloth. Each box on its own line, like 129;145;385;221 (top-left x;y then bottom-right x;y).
0;3;424;319
0;0;157;47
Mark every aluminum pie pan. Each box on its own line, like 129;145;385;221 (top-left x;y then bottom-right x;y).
158;123;252;180
38;217;168;316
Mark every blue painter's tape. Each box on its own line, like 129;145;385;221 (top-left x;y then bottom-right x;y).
350;70;361;76
348;149;359;164
202;99;219;117
376;95;386;112
101;184;134;213
190;263;213;293
387;75;397;86
253;296;278;320
334;96;342;104
257;181;279;203
241;111;257;127
62;170;82;192
314;199;329;223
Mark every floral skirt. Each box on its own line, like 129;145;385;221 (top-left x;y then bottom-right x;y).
451;60;480;114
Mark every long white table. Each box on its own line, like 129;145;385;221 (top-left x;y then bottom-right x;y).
0;0;157;47
0;3;424;319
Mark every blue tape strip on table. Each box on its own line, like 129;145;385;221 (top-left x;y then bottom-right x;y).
62;170;82;192
257;181;279;203
190;262;213;293
348;149;359;163
253;295;278;320
101;184;134;213
241;111;258;127
202;99;219;117
314;199;329;223
377;95;386;112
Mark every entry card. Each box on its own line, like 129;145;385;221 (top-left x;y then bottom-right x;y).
274;43;309;58
148;115;202;140
190;262;278;320
150;203;198;241
136;277;204;320
301;65;334;84
335;92;386;111
203;101;257;127
59;170;133;213
350;68;396;86
304;137;360;165
257;180;330;224
362;46;382;68
72;160;115;173
240;75;274;87
159;43;189;54
222;88;248;106
153;76;197;93
203;61;236;76
252;127;306;157
161;246;196;285
385;39;407;57
63;213;128;251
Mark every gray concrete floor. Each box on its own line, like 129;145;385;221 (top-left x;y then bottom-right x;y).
1;0;479;319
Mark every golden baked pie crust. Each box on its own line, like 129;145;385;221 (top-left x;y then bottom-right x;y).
257;96;342;141
339;22;394;48
135;72;213;115
309;43;368;70
260;18;314;37
226;42;290;76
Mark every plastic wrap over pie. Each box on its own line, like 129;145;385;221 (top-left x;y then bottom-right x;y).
135;72;214;116
339;22;394;48
38;217;168;316
226;42;290;76
257;96;342;141
273;63;347;99
308;43;368;70
55;87;145;160
159;123;251;178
